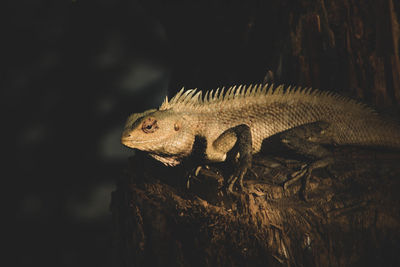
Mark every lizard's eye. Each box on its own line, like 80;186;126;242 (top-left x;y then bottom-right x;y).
141;117;158;133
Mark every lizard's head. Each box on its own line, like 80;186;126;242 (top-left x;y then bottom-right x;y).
121;109;194;165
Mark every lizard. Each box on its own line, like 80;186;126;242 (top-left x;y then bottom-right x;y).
121;84;400;195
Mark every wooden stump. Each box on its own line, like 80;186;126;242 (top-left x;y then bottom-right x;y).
111;148;400;267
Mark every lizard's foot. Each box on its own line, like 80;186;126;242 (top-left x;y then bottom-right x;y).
227;175;239;193
278;122;336;200
284;165;311;201
283;164;308;190
226;176;244;198
186;165;210;189
283;157;334;200
226;164;248;194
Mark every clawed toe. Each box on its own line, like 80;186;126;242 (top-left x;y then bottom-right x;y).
227;175;238;193
283;164;308;190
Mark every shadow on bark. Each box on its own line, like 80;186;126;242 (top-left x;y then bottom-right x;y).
112;148;400;267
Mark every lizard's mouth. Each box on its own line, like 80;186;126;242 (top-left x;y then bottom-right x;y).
121;137;160;145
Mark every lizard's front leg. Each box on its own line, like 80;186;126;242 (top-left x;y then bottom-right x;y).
208;124;253;193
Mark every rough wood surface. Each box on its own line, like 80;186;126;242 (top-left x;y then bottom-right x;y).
111;148;400;267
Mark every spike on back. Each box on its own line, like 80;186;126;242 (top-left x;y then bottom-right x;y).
158;84;376;116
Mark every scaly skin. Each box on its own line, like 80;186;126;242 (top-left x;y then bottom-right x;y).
121;84;400;192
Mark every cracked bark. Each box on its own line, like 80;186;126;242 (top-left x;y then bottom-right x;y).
111;148;400;267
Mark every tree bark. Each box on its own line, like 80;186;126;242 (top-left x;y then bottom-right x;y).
112;149;400;267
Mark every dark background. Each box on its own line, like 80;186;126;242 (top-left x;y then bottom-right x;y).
6;1;399;266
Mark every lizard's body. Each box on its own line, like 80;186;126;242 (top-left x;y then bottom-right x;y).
121;84;400;192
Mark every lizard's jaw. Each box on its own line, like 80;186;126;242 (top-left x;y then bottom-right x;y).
121;137;160;148
121;138;183;166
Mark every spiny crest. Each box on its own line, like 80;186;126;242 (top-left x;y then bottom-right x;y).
158;84;374;113
160;84;272;110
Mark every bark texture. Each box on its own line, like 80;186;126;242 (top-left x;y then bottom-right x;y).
112;149;400;267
